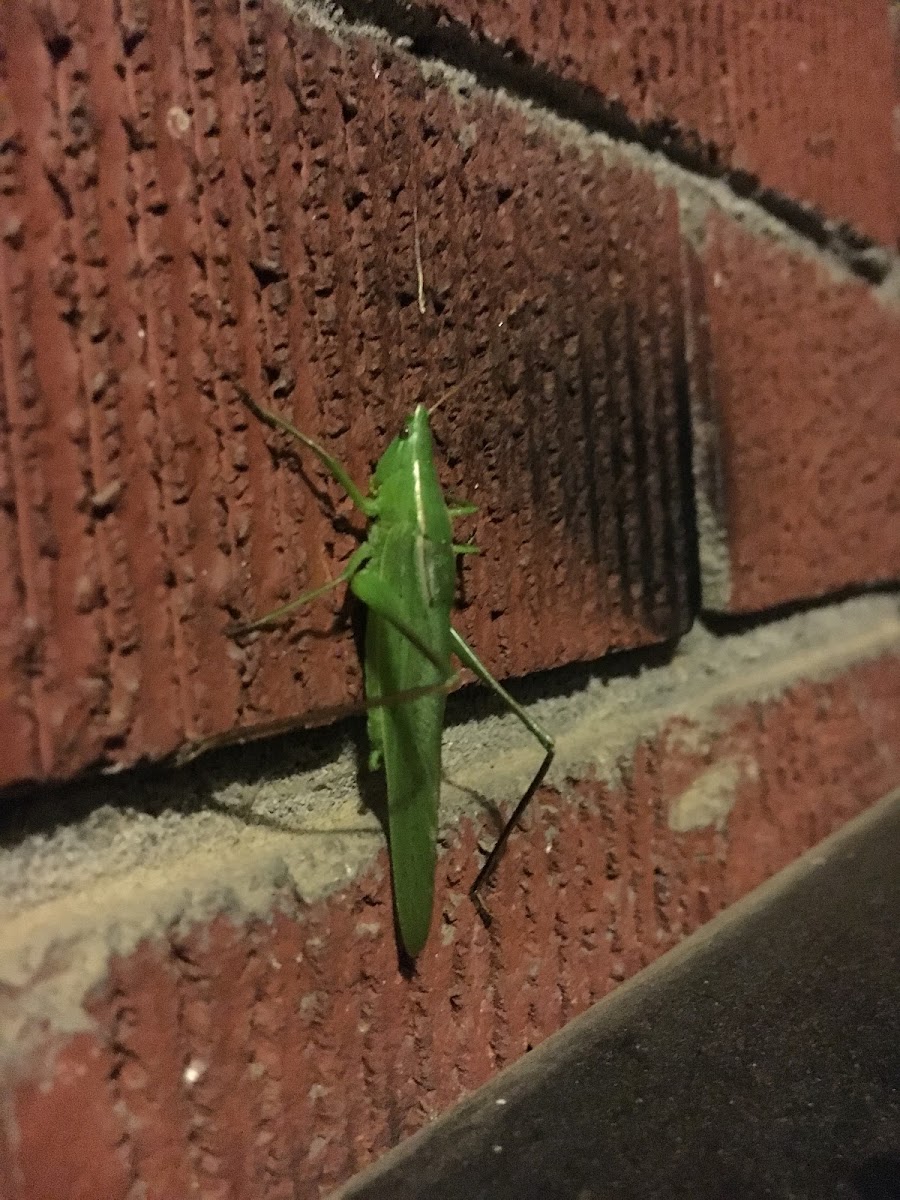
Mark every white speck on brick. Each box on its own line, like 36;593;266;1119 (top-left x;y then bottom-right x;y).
183;1059;207;1086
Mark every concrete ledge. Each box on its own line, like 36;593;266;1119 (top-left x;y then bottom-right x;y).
339;788;900;1199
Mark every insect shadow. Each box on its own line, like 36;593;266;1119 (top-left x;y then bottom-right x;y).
199;722;417;974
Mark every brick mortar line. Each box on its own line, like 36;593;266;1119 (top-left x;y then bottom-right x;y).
0;592;897;1062
286;0;900;289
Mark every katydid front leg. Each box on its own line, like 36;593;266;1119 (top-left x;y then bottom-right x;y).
240;392;376;515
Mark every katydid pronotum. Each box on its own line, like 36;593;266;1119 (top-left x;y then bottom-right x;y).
237;397;554;957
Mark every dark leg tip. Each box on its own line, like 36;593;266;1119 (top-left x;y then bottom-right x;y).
470;889;493;929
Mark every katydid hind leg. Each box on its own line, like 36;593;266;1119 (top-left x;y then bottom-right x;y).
361;675;462;715
449;628;555;926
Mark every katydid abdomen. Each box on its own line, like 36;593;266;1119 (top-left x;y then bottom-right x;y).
360;521;456;958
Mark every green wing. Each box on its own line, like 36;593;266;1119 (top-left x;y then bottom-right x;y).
365;608;447;957
356;529;454;957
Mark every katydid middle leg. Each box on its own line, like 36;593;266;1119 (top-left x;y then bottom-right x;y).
449;628;555;926
232;543;371;632
235;551;460;708
350;568;459;689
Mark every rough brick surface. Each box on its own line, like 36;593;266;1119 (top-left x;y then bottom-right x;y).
3;651;899;1199
400;0;899;246
688;213;900;613
0;0;691;788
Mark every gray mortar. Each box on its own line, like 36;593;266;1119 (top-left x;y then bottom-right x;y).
1;593;898;1059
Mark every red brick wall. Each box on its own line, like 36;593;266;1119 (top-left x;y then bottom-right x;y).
0;1;898;1196
353;0;900;247
0;0;696;786
686;213;900;612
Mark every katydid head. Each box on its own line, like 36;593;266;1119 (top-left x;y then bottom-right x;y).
374;405;432;483
372;405;452;536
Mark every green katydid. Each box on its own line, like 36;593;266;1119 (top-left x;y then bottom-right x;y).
236;396;554;957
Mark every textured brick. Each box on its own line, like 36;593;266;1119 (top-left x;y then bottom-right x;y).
687;212;900;613
5;1034;132;1200
395;0;899;246
0;0;691;789
3;651;899;1199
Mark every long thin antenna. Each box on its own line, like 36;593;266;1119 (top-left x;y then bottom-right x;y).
427;391;448;418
